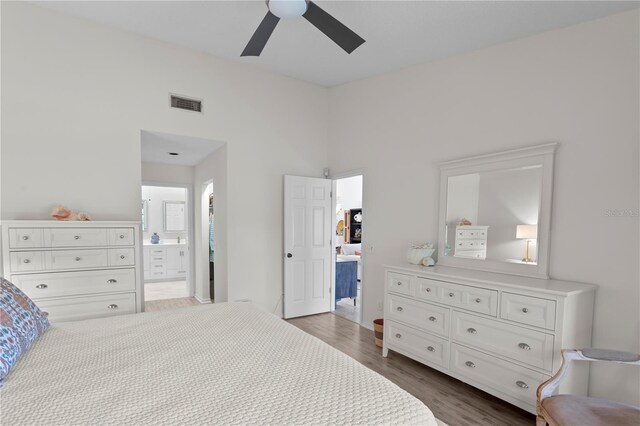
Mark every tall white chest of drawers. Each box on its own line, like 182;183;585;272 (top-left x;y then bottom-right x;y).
383;264;596;414
1;221;143;322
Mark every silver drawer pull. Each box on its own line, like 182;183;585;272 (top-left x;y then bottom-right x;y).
74;235;80;240
425;287;432;293
35;284;48;289
107;279;117;284
426;346;435;352
395;333;402;338
518;343;531;351
75;257;81;261
23;259;31;264
107;304;118;309
428;316;437;322
449;292;454;297
465;361;476;368
516;381;529;389
120;255;126;259
22;235;29;240
475;298;481;303
396;306;403;312
522;307;529;313
119;234;125;239
467;327;477;334
396;281;402;286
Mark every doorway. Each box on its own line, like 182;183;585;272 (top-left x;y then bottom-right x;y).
141;184;193;305
332;174;363;324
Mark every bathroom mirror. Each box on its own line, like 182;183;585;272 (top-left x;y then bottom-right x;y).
163;201;186;232
437;143;557;278
141;199;149;231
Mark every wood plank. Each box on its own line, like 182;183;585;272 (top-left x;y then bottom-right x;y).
288;313;535;426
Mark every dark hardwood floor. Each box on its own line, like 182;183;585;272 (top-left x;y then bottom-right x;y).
288;313;535;426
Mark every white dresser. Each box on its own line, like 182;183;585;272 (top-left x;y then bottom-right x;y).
454;225;489;259
1;220;143;322
383;264;596;414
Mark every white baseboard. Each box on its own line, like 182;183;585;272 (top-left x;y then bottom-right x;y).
195;295;212;304
361;321;374;331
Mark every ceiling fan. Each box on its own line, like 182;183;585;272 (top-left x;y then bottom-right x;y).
241;0;365;57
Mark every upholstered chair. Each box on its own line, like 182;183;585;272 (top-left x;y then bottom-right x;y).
536;349;640;426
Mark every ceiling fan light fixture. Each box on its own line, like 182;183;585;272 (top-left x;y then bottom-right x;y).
268;0;308;19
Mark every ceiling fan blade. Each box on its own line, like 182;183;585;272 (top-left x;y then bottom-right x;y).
303;1;365;54
241;11;280;57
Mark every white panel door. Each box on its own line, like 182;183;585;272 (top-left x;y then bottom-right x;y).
284;175;332;319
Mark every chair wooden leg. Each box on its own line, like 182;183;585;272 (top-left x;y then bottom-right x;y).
536;415;547;426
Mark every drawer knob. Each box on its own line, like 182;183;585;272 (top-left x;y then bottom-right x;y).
516;381;529;389
35;284;48;289
396;281;402;286
449;292;454;297
107;304;119;310
23;259;31;264
425;288;432;293
119;234;125;239
395;333;402;339
396;307;403;312
518;343;531;351
120;255;126;259
426;346;435;352
107;279;118;284
74;235;80;240
522;307;529;313
475;298;481;303
75;257;81;261
465;361;476;368
467;327;477;334
22;235;29;240
428;316;437;322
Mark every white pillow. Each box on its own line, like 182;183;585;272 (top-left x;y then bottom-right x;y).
342;243;361;255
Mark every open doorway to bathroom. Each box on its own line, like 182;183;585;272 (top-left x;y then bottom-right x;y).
332;174;363;324
141;185;192;306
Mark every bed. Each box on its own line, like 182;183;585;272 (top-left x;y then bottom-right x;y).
2;302;437;425
337;243;362;281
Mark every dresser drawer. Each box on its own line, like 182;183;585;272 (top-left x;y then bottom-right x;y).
387;272;414;297
501;293;557;330
451;343;549;407
148;255;167;262
46;249;109;270
12;268;136;299
37;293;136;322
148;270;166;278
451;311;554;371
46;228;108;247
417;278;498;316
10;251;45;272
387;294;450;337
109;248;135;266
8;228;44;249
109;228;135;246
387;320;449;368
148;247;167;256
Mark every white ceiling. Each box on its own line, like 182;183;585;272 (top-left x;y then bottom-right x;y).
34;1;639;87
141;131;224;166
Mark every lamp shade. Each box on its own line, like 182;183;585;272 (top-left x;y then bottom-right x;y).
268;0;308;18
516;224;538;240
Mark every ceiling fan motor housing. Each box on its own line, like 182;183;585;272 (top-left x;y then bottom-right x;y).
267;0;309;19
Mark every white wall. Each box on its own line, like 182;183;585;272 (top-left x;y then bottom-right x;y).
141;185;187;242
1;2;329;314
328;10;639;404
141;162;195;186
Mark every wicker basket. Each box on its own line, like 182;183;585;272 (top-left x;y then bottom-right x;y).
373;319;384;348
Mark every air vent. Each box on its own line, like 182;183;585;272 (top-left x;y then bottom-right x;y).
170;94;202;112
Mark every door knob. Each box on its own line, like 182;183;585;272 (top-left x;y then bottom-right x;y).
287;253;292;258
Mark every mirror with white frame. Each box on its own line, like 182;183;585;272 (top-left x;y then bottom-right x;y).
163;201;186;232
437;143;557;278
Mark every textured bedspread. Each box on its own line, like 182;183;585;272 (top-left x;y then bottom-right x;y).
1;303;436;425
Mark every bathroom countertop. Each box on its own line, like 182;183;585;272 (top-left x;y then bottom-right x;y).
143;241;187;246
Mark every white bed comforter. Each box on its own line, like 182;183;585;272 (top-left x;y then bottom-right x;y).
1;303;436;426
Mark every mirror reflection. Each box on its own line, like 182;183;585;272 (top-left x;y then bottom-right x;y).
444;165;542;264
